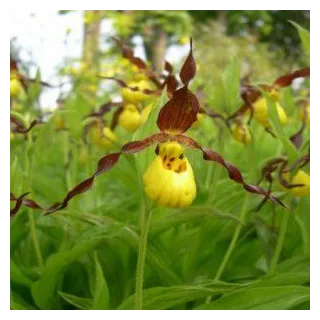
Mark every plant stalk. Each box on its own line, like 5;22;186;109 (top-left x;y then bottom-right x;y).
25;133;44;268
135;208;152;310
269;209;289;274
214;194;249;281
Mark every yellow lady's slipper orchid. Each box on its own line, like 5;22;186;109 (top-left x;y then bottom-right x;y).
10;78;23;98
79;146;88;166
253;98;288;127
140;104;153;125
54;114;64;130
231;123;251;144
91;126;117;150
299;104;310;126
121;80;153;103
118;104;141;132
143;142;196;207
291;170;310;197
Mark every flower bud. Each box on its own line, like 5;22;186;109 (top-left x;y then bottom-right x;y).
121;80;153;103
231;123;251;144
10;78;23;98
118;104;141;132
299;104;310;126
91;126;117;150
143;142;196;207
54;114;64;130
291;170;310;197
79;146;88;166
253;98;287;128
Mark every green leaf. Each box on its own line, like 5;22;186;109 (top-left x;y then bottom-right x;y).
31;238;101;309
150;206;242;235
10;259;33;287
196;286;309;310
10;291;36;310
92;252;110;310
222;57;241;114
118;282;246;310
274;256;310;274
254;272;309;287
266;94;298;162
59;291;93;310
290;21;310;60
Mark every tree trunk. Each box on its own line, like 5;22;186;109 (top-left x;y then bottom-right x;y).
144;28;168;73
82;10;102;68
82;10;102;98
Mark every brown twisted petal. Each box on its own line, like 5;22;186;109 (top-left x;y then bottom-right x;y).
162;74;179;95
22;198;42;209
98;76;128;88
44;133;171;215
121;133;170;154
10;192;45;218
110;107;124;130
273;67;310;87
282;152;310;173
10;116;43;135
179;38;196;86
279;161;305;189
290;123;305;149
10;58;18;72
44;152;122;215
227;85;261;121
84;101;123;119
157;86;199;134
112;37;147;69
172;134;202;150
10;192;30;217
99;76;158;95
202;148;286;207
164;61;173;74
258;158;286;184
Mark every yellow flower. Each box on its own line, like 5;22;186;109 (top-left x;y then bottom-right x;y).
253;98;287;127
118;104;141;132
10;132;15;141
299;104;310;126
79;146;88;165
91;126;117;150
191;113;205;129
291;170;310;197
179;36;190;45
143;142;196;207
121;80;153;103
54;114;64;130
10;78;23;98
140;104;153;124
230;123;251;144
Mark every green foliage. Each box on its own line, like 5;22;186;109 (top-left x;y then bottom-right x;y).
290;21;310;62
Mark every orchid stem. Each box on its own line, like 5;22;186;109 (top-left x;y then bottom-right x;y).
25;133;44;269
135;207;152;310
214;193;249;281
269;208;289;274
134;154;152;310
